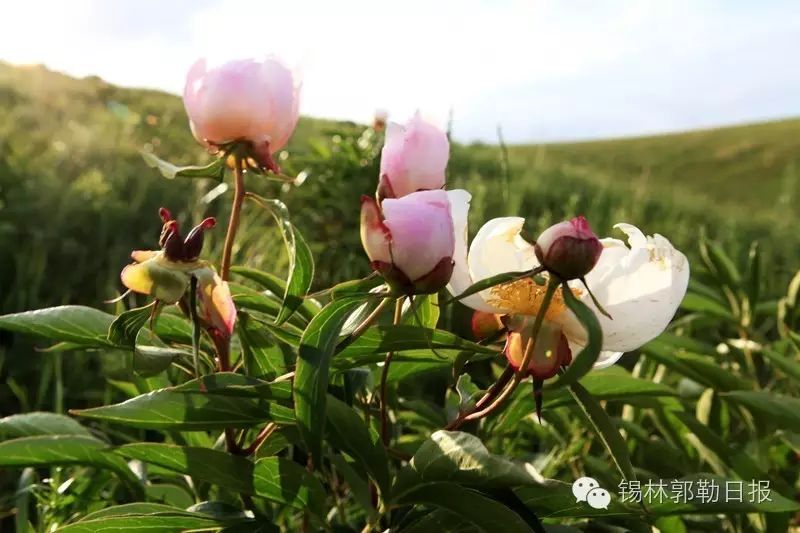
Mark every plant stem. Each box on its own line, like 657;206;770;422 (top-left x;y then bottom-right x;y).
380;297;404;446
348;297;391;340
449;278;559;427
221;154;246;281
188;276;201;379
445;365;514;430
241;423;278;456
218;154;246;454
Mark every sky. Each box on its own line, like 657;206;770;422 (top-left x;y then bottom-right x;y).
2;0;799;143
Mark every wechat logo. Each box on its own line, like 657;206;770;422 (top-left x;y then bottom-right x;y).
572;477;611;510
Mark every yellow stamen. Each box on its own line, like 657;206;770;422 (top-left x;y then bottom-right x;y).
489;278;581;319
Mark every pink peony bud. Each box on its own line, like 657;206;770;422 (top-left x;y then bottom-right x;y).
360;189;455;294
534;216;603;280
183;57;301;166
377;112;449;199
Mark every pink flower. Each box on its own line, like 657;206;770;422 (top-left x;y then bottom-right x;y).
183;57;301;168
378;112;449;199
360;189;457;294
534;216;603;280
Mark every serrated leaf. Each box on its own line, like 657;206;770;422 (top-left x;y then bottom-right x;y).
294;297;364;466
141;151;225;182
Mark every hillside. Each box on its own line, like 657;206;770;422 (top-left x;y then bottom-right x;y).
1;61;798;316
506;119;800;220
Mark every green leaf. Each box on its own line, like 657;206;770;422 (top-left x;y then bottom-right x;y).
278;225;314;325
547;286;602;388
641;340;748;391
0;436;142;498
71;377;294;430
241;195;316;325
141;151;225;182
394;430;548;498
494;367;677;431
0;412;91;439
721;391;800;432
253;457;327;518
58;513;234;532
444;270;534;305
403;293;440;329
107;303;154;348
231;267;320;322
79;503;191;521
0;306;116;347
568;381;636;482
133;328;185;377
115;443;255;495
326;395;391;497
681;292;735;321
114;444;324;517
238;312;292;379
329;274;385;300
171;372;292;401
334;325;496;369
294;297;365;466
700;236;741;289
395;482;534;533
761;347;800;382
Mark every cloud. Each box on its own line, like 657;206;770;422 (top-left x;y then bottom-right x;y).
2;0;799;142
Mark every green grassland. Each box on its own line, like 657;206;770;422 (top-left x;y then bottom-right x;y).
1;60;798;313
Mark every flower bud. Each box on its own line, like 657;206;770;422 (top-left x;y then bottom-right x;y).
195;268;236;338
377;112;449;199
534;216;603;280
503;316;572;380
360;189;455;294
183;57;301;170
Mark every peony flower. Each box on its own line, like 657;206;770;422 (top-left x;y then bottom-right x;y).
121;208;236;337
183;57;301;172
446;190;689;375
377;112;449;199
534;216;603;280
360;189;459;294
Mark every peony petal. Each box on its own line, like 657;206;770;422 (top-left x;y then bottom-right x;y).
195;268;236;336
466;217;539;312
120;257;190;304
445;190;504;313
183;58;208;143
562;223;690;353
131;250;160;263
381;189;455;281
566;339;624;370
360;196;392;264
